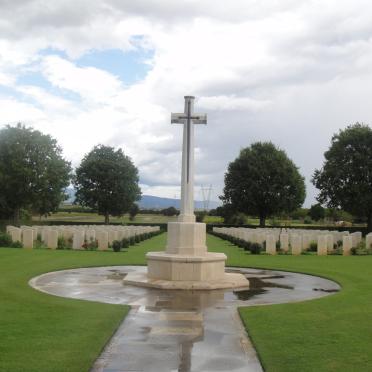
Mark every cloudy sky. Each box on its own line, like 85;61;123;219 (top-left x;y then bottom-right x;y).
1;0;372;206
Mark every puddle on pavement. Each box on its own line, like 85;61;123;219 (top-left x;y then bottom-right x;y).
106;270;127;280
30;266;341;372
313;288;339;293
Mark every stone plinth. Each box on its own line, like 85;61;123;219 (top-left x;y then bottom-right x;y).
147;252;226;281
166;222;207;255
124;221;249;290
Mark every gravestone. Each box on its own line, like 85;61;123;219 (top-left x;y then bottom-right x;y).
366;233;372;250
97;231;109;251
317;235;327;256
73;230;85;250
47;230;58;249
266;235;276;255
280;233;289;252
22;229;34;249
291;235;302;255
343;236;352;256
10;227;21;243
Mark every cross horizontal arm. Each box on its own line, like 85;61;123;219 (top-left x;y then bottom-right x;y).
171;113;207;124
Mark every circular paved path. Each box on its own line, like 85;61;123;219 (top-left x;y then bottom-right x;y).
30;266;340;372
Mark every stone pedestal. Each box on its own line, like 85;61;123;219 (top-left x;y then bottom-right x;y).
124;222;249;290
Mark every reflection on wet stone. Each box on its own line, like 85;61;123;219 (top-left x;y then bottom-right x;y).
29;266;340;372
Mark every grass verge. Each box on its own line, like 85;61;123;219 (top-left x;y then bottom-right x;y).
1;233;372;371
208;234;372;372
0;233;165;372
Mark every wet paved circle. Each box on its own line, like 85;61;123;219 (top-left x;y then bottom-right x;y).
29;266;340;372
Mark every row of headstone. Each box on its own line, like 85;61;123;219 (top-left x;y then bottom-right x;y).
6;225;160;250
213;227;370;256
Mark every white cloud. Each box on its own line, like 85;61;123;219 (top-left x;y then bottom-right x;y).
41;55;123;103
1;0;372;205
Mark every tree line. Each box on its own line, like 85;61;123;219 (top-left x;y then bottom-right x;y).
220;123;372;231
1;122;372;231
0;124;141;224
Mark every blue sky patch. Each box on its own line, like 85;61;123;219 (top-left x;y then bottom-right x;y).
76;48;154;85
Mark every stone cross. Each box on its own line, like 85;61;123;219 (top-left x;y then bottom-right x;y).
171;96;207;222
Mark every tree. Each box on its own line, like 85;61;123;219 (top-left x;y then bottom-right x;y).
221;142;306;227
309;203;325;221
290;208;309;220
312;123;372;231
0;124;71;223
129;203;139;221
161;206;178;216
74;145;141;224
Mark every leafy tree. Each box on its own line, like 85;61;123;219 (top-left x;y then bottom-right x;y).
289;208;309;220
0;124;71;223
309;203;325;221
74;145;141;224
129;203;139;221
221;142;306;227
161;206;178;216
313;123;372;231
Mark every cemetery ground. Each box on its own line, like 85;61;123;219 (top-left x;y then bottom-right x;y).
1;234;372;371
32;210;365;228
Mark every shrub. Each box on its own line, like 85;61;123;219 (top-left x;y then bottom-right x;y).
134;234;141;244
57;236;67;250
250;242;262;254
129;236;136;245
309;241;317;252
304;216;313;224
121;238;129;248
10;241;23;248
195;211;207;222
0;232;12;247
351;242;372;256
243;241;252;251
34;240;48;249
82;238;98;251
112;240;122;252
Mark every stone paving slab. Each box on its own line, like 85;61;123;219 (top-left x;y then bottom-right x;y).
29;266;340;372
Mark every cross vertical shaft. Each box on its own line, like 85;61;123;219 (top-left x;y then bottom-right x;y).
171;96;207;223
180;96;195;222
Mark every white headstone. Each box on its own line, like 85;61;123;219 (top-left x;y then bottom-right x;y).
22;229;34;249
47;230;58;249
280;233;289;252
97;231;109;251
317;235;327;256
72;230;85;250
366;233;372;250
343;236;352;256
291;235;302;255
266;235;276;255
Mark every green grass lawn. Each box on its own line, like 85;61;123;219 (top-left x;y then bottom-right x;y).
0;234;165;372
1;233;372;371
33;212;178;224
211;236;372;372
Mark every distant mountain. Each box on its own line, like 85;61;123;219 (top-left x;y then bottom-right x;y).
138;195;220;210
63;188;220;210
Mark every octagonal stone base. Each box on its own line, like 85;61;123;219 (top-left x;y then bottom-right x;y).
147;252;227;281
123;221;249;290
123;271;249;290
123;252;249;290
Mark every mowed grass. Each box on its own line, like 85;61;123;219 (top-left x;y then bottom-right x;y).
210;235;372;372
0;234;166;372
33;212;178;224
1;233;372;371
